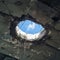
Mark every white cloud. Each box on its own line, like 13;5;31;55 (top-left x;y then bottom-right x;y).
27;23;35;31
16;26;46;41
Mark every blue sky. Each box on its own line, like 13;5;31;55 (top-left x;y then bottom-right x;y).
18;20;44;34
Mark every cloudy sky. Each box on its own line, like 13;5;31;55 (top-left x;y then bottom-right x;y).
27;23;35;31
18;20;44;34
16;20;46;40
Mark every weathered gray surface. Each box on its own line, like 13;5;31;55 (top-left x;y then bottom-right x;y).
0;0;60;60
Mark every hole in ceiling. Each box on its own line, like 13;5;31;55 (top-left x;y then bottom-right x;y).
10;14;47;41
16;19;46;41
